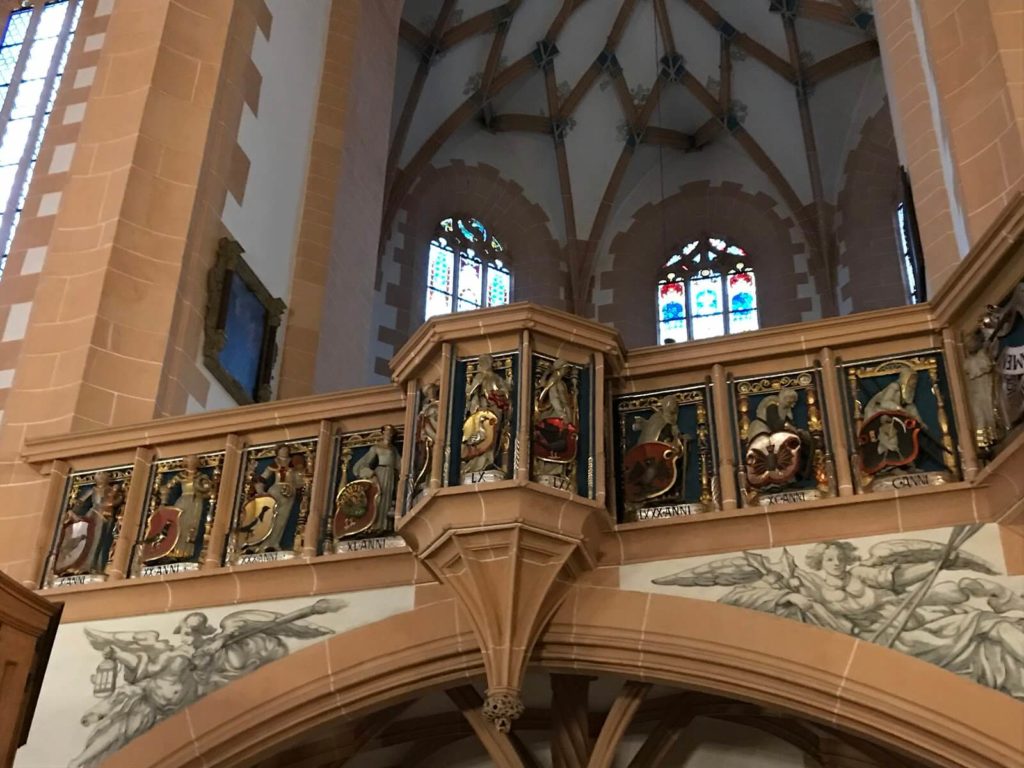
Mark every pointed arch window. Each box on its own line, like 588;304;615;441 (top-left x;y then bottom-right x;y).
0;0;81;274
657;236;759;344
425;216;511;319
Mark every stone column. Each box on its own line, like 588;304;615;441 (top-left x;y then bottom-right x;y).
875;0;1024;292
0;0;239;583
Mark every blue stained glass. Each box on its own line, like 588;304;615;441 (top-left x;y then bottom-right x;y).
457;219;476;242
4;12;30;48
661;301;684;321
428;243;454;293
425;217;510;319
657;280;687;344
727;270;758;333
731;292;754;313
486;267;510;307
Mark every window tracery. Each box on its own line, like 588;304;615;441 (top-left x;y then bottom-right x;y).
425;216;511;319
657;236;759;344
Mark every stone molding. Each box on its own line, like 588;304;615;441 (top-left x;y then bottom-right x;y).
398;484;609;730
99;592;1024;768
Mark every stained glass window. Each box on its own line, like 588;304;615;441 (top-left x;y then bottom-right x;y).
896;203;920;304
656;236;758;344
425;217;511;319
0;1;80;275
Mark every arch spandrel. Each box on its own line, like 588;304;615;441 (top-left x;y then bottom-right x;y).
101;589;1024;768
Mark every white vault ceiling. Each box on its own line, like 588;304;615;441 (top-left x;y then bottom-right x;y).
388;0;885;308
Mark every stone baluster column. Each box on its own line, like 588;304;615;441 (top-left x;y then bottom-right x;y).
205;434;244;569
819;347;855;496
711;364;738;510
107;447;155;580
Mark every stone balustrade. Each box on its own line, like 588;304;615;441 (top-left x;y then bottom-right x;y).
18;195;1023;601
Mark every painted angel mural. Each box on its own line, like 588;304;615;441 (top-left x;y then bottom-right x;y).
68;599;345;768
652;525;1024;699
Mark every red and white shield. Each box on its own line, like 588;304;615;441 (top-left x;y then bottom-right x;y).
141;506;183;563
622;441;680;503
54;513;99;575
858;410;921;474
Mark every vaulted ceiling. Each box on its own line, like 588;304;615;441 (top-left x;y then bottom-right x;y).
387;0;886;311
252;673;923;766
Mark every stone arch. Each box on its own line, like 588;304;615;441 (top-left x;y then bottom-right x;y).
835;101;907;314
103;589;1022;768
597;182;817;349
372;161;567;378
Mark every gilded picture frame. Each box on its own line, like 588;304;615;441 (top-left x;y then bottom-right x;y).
203;237;286;405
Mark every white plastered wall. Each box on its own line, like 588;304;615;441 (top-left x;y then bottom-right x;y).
190;0;332;414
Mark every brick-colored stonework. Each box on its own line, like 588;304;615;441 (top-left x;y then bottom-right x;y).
835;102;906;313
0;0;242;585
0;0;111;423
917;0;1024;250
154;0;267;417
875;0;967;294
597;181;819;349
285;0;402;397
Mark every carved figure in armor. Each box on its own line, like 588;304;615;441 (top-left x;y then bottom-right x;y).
745;388;812;489
142;455;214;564
461;354;512;477
986;282;1024;431
55;472;125;577
622;395;688;504
352;425;400;529
239;445;307;553
533;359;579;479
413;383;440;490
859;365;924;473
963;328;1001;452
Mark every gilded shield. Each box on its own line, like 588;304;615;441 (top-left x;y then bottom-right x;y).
622;441;680;502
461;410;499;460
236;494;278;547
141;506;183;563
333;479;379;538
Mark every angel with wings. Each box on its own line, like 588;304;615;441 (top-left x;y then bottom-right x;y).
68;598;345;768
653;527;1024;699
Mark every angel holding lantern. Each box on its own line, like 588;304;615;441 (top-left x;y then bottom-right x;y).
68;599;345;768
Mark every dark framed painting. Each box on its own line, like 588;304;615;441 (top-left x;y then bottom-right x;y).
204;238;286;405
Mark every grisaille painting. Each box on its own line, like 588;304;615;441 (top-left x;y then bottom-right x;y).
14;587;415;768
623;524;1024;700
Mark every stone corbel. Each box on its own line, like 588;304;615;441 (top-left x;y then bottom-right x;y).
398;485;606;732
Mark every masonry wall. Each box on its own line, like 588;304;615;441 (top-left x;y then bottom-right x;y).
834;102;906;314
597;180;816;349
373;160;568;382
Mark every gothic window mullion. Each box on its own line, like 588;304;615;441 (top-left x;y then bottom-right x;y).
425;216;511;320
657;236;759;345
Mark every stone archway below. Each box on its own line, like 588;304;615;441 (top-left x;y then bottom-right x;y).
101;587;1024;768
